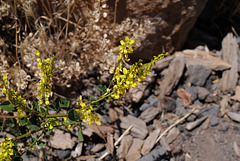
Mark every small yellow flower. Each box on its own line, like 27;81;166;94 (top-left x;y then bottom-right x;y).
35;50;40;57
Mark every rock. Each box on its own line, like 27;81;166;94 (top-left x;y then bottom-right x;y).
138;147;166;161
175;106;188;117
125;0;208;63
125;139;144;161
197;87;210;100
139;107;161;123
71;143;83;158
200;105;219;116
181;50;231;71
117;135;133;159
187;64;212;86
219;33;238;94
227;112;240;122
148;95;159;107
166;99;176;112
141;128;161;156
55;149;71;159
210;116;219;126
139;102;152;111
187;114;197;122
186;116;208;130
120;115;148;139
152;55;175;72
186;86;198;100
49;129;75;149
21;153;38;161
176;98;184;108
91;144;105;153
193;99;203;106
159;54;185;98
166;127;180;144
177;88;194;107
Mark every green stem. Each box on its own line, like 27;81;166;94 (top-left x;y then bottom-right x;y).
21;131;45;156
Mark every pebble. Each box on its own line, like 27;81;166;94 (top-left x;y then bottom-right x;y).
187;64;212;86
186;116;208;130
186;86;198;100
193;99;203;106
227;112;240;122
197;87;210;100
187;114;197;122
210;116;219;126
166;99;176;112
55;149;71;159
200;105;219;116
176;98;184;108
137;147;166;161
175;106;188;116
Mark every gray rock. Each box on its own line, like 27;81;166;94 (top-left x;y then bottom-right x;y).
56;149;71;159
149;95;159;107
210;116;219;126
166;99;176;112
187;64;212;86
175;106;188;116
194;99;203;106
197;87;210;100
138;147;166;161
200;105;219;116
140;103;152;111
187;114;197;122
176;98;184;108
186;86;198;100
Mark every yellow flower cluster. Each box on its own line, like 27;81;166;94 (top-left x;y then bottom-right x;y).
1;74;29;117
0;138;15;161
76;96;101;125
63;117;71;129
42;118;59;129
108;37;167;100
35;50;55;107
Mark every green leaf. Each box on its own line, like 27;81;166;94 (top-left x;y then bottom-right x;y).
0;101;15;111
47;104;58;111
19;117;27;126
38;141;45;147
96;85;106;92
6;118;15;127
55;97;70;108
13;156;23;161
68;109;80;121
78;123;84;141
27;115;40;130
32;100;39;111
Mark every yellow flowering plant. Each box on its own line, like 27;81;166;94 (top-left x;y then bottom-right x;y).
0;37;167;160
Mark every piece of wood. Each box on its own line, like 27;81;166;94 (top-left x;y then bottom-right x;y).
181;50;231;71
219;33;238;94
159;53;185;98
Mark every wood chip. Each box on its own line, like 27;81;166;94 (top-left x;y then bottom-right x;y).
139;107;161;123
107;133;114;155
166;127;180;144
109;108;118;122
117;135;133;159
233;141;240;157
152;55;175;72
220;95;229;116
219;33;238;94
181;49;231;71
141;128;161;156
227;112;240;122
91;144;105;153
177;88;194;107
231;86;240;102
125;139;144;161
185;116;208;131
159;53;185;97
120;115;148;139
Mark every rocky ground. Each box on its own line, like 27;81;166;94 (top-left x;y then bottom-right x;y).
1;0;240;161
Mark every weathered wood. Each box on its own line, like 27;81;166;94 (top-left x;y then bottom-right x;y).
180;50;231;71
159;53;185;98
219;33;238;94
